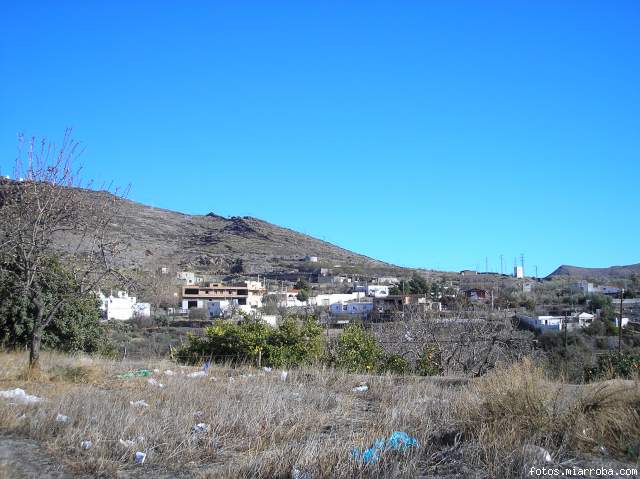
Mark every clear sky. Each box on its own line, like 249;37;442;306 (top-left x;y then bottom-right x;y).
1;1;638;276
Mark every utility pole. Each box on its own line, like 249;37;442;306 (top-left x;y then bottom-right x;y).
520;254;525;276
485;256;488;273
535;265;538;279
500;255;503;275
619;289;624;353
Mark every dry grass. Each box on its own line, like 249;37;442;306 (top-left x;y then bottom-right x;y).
0;352;638;478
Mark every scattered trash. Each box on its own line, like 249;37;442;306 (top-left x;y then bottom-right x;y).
352;431;419;465
80;440;93;450
164;370;175;376
192;423;210;433
130;400;149;408
17;413;27;420
134;451;146;465
352;385;369;393
118;369;152;379
120;439;135;448
56;413;70;423
522;444;552;463
193;410;204;417
202;359;211;372
187;371;206;378
281;371;288;381
0;388;44;404
263;367;272;372
291;467;313;479
147;378;164;388
153;368;160;373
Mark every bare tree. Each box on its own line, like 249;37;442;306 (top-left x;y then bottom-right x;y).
373;306;536;376
0;130;126;368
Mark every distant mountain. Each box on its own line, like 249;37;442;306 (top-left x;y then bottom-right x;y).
547;263;640;280
38;187;403;276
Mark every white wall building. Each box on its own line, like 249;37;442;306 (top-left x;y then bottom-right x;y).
176;271;203;285
366;285;389;298
99;291;151;321
516;314;563;332
514;266;524;279
309;292;367;307
330;301;373;316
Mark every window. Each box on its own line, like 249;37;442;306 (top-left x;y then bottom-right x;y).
185;288;199;295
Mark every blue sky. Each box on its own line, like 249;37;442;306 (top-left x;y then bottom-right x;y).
1;1;638;276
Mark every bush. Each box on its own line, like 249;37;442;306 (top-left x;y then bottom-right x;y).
416;344;443;376
378;354;410;375
175;316;324;368
335;324;382;373
0;258;111;355
266;317;324;368
585;352;640;381
188;308;209;320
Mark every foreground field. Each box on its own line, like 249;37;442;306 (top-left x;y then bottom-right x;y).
0;352;638;478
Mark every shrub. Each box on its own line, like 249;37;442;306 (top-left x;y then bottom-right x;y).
416;344;443;376
0;258;111;355
585;352;640;381
175;316;324;368
335;324;382;373
378;354;410;375
266;317;324;368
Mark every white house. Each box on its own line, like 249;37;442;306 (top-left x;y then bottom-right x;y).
514;266;524;279
330;301;373;316
376;277;400;285
615;317;630;329
366;285;389;298
99;291;151;321
176;271;203;285
309;292;366;307
516;314;563;332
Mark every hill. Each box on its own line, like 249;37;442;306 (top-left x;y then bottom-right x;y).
47;187;403;276
547;263;640;280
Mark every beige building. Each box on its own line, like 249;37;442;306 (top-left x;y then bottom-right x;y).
181;281;265;314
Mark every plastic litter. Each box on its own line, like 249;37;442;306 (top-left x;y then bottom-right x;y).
130;400;149;408
164;370;175;376
80;440;93;450
193;410;204;417
153;368;160;373
352;431;419;465
118;369;152;379
202;359;211;372
291;468;313;479
0;388;44;404
262;367;272;372
56;413;70;423
192;423;210;433
522;444;552;463
120;439;135;448
134;451;146;465
147;378;164;388
352;385;369;393
187;371;206;378
281;370;288;381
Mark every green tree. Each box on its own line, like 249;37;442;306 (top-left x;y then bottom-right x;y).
335;324;383;372
294;279;310;291
0;257;110;354
230;258;244;274
296;289;310;302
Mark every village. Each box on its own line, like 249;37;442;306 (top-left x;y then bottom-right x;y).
99;256;637;336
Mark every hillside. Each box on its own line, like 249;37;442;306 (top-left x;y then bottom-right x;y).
547;263;640;280
48;188;403;276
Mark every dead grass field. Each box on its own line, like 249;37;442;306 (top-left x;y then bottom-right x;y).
0;352;638;478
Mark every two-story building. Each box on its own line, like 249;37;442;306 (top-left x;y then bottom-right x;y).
181;281;265;315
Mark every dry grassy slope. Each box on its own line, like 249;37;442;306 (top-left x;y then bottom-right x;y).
57;189;402;275
547;263;640;281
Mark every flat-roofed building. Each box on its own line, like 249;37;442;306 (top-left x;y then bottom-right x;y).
181;281;265;314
